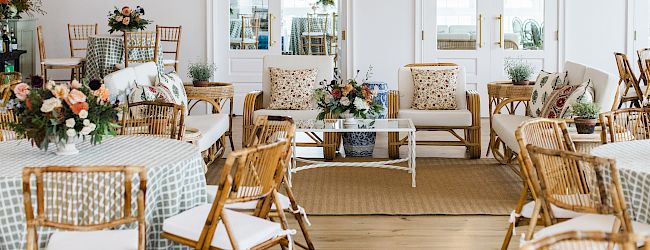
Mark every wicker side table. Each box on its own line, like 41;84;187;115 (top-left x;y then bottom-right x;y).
184;82;235;158
487;81;534;164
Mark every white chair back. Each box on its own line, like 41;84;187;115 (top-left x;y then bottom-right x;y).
262;55;334;108
562;61;617;113
397;65;468;110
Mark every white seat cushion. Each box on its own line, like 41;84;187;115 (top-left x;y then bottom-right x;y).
398;109;472;127
43;58;83;66
253;109;320;121
533;214;650;244
520;201;583;219
163;205;287;249
185;114;230;152
206;185;291;211
46;229;138;250
492;114;532;152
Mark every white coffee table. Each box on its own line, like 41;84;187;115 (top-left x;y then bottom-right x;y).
290;119;417;187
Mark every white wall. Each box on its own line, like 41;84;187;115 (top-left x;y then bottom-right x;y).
38;0;207;80
351;0;415;89
564;0;628;75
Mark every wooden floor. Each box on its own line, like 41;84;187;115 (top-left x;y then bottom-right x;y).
209;117;521;249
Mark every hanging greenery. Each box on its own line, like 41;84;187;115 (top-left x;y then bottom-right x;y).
317;0;335;6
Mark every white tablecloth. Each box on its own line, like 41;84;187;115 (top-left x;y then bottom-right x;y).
592;140;650;224
0;136;207;250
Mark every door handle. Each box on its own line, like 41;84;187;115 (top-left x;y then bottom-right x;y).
478;14;483;48
497;14;504;48
269;14;276;47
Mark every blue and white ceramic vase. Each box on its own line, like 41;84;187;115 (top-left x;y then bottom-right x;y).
342;82;388;157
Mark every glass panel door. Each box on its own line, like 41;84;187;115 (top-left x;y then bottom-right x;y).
230;0;270;50
436;0;478;51
502;0;545;51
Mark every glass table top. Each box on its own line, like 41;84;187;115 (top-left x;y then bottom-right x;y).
294;119;416;133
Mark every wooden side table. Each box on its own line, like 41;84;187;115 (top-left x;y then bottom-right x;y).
487;81;534;164
184;82;235;153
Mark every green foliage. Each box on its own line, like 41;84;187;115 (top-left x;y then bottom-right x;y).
108;6;152;34
317;0;335;6
571;98;599;119
188;63;216;82
505;58;535;82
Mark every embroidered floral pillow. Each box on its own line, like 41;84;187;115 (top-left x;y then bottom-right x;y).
410;68;458;110
157;72;188;113
268;68;317;110
540;80;594;119
530;71;568;117
128;83;175;104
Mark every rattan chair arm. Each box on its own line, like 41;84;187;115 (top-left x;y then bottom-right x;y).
388;90;399;119
466;90;480;126
187;96;222;114
243;91;264;147
493;97;531;115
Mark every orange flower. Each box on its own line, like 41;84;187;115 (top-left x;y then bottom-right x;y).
70;102;89;115
67;89;87;105
93;85;110;102
121;6;131;15
0;0;11;4
52;84;69;99
342;84;354;96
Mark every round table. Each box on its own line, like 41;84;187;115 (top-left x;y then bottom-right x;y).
592;140;650;224
0;136;207;250
85;34;164;80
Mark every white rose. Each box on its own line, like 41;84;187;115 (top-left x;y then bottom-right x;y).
45;80;56;90
83;119;90;126
80;126;93;135
89;123;96;131
340;96;351;106
66;128;76;137
79;109;88;119
40;98;62;113
65;118;75;128
353;97;369;110
70;79;82;89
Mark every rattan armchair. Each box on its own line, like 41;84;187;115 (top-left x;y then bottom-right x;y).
121;101;185;140
162;140;295;249
501;119;577;250
387;63;481;159
520;231;641;250
523;146;650;243
600;108;650;144
243;55;336;160
22;166;147;250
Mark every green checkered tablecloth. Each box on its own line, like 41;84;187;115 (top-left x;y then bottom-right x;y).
85;34;164;81
0;136;207;250
289;17;332;55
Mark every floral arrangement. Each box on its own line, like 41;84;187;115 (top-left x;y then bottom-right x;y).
314;68;383;120
108;6;151;34
0;0;45;19
8;78;119;150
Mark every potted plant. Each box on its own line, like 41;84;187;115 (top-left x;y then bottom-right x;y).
505;58;535;85
188;63;216;87
571;99;599;134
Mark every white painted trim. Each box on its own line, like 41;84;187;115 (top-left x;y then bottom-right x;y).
414;0;422;63
558;0;566;71
626;0;635;56
206;0;214;65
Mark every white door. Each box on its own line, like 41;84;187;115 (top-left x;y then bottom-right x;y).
214;0;347;115
422;0;492;116
422;0;559;116
632;0;650;73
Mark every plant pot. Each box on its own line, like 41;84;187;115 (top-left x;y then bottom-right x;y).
340;111;357;126
512;80;530;85
50;136;79;156
192;80;210;87
574;117;597;134
342;132;376;157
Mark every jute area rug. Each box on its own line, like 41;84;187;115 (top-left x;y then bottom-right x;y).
289;158;522;216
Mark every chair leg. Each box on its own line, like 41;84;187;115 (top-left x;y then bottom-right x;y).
501;182;531;250
467;128;481;159
388;132;401;159
323;132;338;160
282;180;315;250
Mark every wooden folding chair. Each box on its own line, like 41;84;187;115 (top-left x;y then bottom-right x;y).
614;52;644;108
501;118;577;250
22;166;147;250
123;31;159;68
37;25;84;81
121;101;185;140
156;25;182;72
636;48;650;96
600;108;650;144
0;108;16;142
162;140;295;249
521;231;641;250
523;146;641;242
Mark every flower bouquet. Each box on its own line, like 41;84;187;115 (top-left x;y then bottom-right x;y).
108;6;151;34
9;78;119;155
314;69;383;122
0;0;45;19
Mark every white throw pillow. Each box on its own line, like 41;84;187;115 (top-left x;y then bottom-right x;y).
157;72;188;113
530;71;568;117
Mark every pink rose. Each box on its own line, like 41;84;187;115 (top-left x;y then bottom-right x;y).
70;79;82;89
13;83;30;101
122;17;130;25
67;89;87;105
121;6;131;15
93;85;110;103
